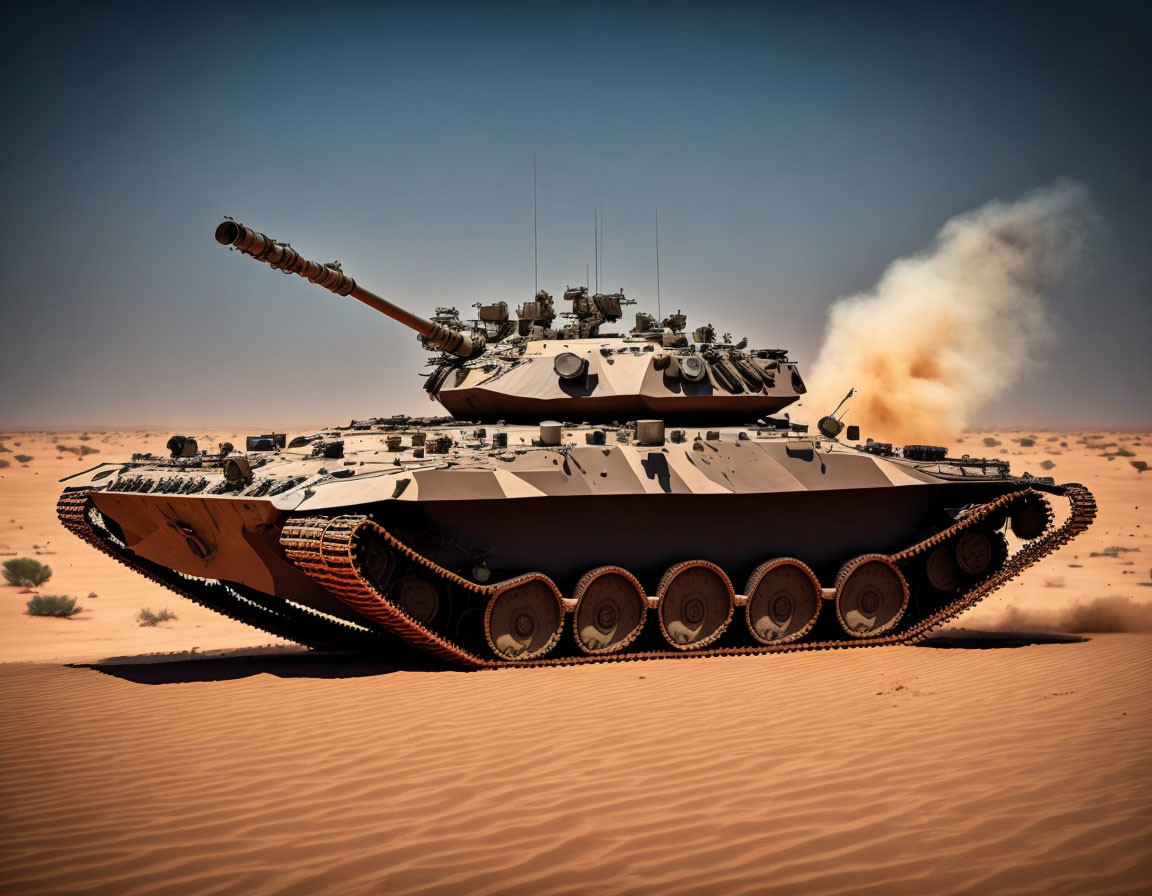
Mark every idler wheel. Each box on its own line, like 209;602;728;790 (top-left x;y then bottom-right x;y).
573;566;647;655
744;558;822;645
925;546;960;592
657;561;734;649
390;575;441;626
1011;494;1052;541
834;555;909;638
485;576;564;661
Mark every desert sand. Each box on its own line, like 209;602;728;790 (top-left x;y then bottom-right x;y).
1;427;1150;894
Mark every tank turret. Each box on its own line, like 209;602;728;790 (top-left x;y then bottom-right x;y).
215;219;806;423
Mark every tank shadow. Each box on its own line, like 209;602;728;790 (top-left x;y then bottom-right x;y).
916;629;1090;649
72;648;460;685
70;629;1090;684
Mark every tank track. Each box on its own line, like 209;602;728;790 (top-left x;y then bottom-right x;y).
280;483;1097;668
56;489;388;651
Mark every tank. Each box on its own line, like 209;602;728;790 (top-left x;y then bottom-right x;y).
56;219;1098;666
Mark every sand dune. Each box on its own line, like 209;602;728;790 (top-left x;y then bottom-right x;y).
1;637;1149;895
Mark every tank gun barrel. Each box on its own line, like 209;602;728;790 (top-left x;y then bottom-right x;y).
214;220;481;359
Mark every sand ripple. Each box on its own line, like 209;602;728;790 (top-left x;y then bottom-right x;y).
1;636;1150;895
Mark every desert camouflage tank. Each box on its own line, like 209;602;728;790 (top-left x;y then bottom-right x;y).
56;220;1097;666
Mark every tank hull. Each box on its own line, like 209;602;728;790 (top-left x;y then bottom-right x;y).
59;420;1097;665
85;477;1009;607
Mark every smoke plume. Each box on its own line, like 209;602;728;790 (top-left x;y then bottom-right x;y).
804;181;1094;444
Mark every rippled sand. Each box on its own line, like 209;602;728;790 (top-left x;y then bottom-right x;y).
1;636;1149;895
1;427;1150;892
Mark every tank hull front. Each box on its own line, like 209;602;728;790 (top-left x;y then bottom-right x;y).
88;491;361;621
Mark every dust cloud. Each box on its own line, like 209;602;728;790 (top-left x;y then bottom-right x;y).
803;181;1094;444
988;596;1152;633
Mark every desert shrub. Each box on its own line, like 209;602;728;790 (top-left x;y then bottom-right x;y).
79;434;91;441
87;591;98;599
1090;546;1141;558
137;607;178;626
0;443;9;452
1017;438;1035;447
14;455;33;464
3;557;53;587
55;444;101;457
1132;461;1149;474
983;437;1001;447
26;594;81;617
1039;459;1056;470
0;460;8;469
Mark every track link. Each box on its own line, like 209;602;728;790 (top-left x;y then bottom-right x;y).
279;483;1097;667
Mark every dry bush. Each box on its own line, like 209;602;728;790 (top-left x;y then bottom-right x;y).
137;607;178;627
3;558;52;588
983;437;1001;447
1039;459;1056;470
14;455;33;464
1090;546;1141;558
56;444;100;457
25;594;81;617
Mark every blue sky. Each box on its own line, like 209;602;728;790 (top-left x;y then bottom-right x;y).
1;0;1148;428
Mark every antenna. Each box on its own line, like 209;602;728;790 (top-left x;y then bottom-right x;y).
593;208;599;294
599;202;604;293
655;209;662;321
830;388;856;421
533;151;538;296
817;388;855;440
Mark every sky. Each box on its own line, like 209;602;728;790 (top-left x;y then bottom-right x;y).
0;0;1149;430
